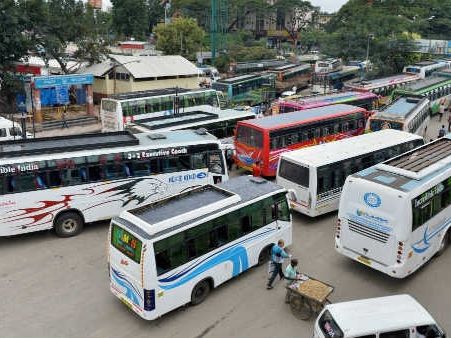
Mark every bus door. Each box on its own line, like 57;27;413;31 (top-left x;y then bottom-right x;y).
208;150;227;183
110;222;148;314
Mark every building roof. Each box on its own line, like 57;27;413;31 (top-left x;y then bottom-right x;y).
281;130;422;167
240;104;365;130
326;295;436;336
80;55;199;79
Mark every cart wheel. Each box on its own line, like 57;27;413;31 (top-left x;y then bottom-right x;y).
290;295;312;320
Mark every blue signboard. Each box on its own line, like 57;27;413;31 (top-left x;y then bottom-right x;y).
32;74;94;89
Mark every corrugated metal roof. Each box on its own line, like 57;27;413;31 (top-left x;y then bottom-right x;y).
111;55;198;78
79;55;199;79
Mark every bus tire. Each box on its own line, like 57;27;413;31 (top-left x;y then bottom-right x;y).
191;280;211;305
54;211;84;238
437;230;449;256
258;244;274;266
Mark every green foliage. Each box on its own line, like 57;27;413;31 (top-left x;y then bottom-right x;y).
19;0;110;73
111;0;149;40
154;17;205;59
318;0;451;76
0;0;30;67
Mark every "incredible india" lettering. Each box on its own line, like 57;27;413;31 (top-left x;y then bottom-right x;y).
0;163;39;175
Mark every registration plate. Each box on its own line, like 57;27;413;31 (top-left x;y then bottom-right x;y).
357;255;372;266
120;297;133;310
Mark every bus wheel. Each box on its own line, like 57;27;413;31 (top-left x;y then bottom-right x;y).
437;231;449;256
258;244;274;266
191;280;211;305
54;211;84;238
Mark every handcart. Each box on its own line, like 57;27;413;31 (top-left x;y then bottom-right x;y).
285;274;334;320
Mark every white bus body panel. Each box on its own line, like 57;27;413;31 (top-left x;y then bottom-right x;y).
0;170;211;237
110;218;292;320
336;177;410;277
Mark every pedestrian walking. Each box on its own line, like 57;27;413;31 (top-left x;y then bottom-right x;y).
61;105;69;129
438;125;446;138
267;239;290;290
448;114;451;132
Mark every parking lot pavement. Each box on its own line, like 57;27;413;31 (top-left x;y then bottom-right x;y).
0;115;449;337
0;210;449;338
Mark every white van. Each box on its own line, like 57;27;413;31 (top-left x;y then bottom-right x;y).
313;295;446;338
0;117;25;141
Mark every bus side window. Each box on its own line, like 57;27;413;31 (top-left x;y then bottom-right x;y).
80;168;88;182
192;153;207;169
122;162;133;177
7;176;16;192
210;224;228;248
240;215;252;235
35;173;48;189
48;169;62;187
276;200;290;221
133;160;150;176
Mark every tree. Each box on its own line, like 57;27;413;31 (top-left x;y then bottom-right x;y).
0;0;30;68
154;17;205;59
111;0;149;40
22;0;110;73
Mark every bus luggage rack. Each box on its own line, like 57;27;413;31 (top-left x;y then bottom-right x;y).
0;131;139;158
384;137;451;173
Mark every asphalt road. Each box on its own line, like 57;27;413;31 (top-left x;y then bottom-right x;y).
1;208;450;338
1;114;450;337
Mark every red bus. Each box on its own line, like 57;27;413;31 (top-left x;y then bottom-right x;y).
234;104;369;176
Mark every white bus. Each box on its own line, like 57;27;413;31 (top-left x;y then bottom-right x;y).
277;130;423;217
315;58;343;74
100;88;221;132
0;130;228;237
336;136;451;278
129;105;255;142
403;60;449;79
108;176;292;320
368;96;431;136
314;295;446;338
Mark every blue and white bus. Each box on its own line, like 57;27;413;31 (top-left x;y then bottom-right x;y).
108;176;292;319
336;136;451;278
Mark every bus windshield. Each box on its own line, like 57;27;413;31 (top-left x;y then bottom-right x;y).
236;125;263;148
111;223;143;264
370;119;403;131
278;159;309;187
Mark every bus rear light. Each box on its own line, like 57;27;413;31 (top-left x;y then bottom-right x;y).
397;250;402;255
335;219;342;238
398;241;404;247
396;260;401;264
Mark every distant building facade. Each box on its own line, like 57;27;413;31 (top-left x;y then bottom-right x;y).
79;55;200;103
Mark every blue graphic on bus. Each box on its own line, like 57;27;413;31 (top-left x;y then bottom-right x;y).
364;192;381;208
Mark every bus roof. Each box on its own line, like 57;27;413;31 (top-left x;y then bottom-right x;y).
133;105;255;132
400;76;451;92
218;74;260;83
326;295;435;336
281;91;378;109
353;135;451;193
346;74;419;90
280;130;422;167
0;130;219;162
240;104;366;130
123;176;285;238
374;96;429;120
108;88;198;101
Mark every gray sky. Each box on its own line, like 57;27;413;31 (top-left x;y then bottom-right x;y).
310;0;348;13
